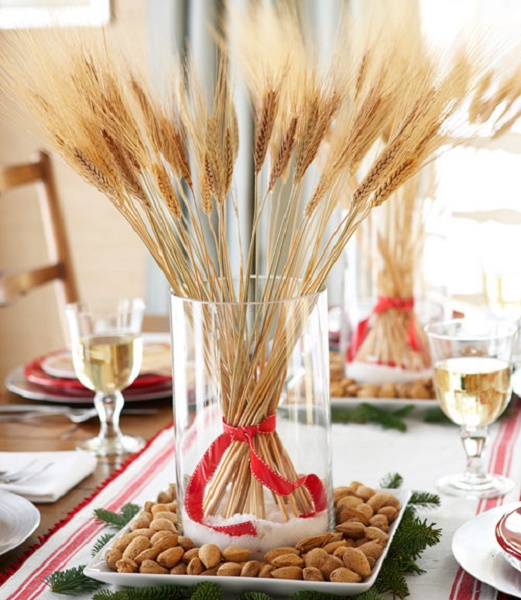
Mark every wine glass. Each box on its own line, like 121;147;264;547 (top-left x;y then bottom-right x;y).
65;297;146;456
425;318;517;499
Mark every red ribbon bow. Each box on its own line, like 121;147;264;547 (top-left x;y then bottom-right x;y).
184;413;327;537
348;295;422;365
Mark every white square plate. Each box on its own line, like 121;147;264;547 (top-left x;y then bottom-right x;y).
85;489;411;596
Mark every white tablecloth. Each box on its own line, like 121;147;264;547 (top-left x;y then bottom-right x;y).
2;403;521;599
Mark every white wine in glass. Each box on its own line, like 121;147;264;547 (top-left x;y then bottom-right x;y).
65;297;146;456
426;319;517;499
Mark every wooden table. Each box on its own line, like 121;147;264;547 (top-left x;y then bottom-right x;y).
0;387;173;574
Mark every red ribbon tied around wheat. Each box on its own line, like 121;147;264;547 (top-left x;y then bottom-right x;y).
348;296;422;364
184;413;327;537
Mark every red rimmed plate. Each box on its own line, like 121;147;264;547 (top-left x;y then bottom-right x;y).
496;505;521;569
24;338;172;391
6;365;172;404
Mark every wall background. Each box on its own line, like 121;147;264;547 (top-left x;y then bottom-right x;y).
0;0;150;387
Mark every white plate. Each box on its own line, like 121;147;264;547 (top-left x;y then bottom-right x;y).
85;489;410;596
452;503;521;598
0;490;40;556
41;333;172;379
331;397;437;410
5;366;172;404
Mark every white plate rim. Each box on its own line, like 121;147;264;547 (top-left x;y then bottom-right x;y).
0;490;40;556
85;489;411;596
452;502;521;598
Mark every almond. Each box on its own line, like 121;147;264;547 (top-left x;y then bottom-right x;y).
369;514;389;531
152;511;178;524
217;562;243;577
356;485;376;500
258;564;275;578
199;543;221;569
241;560;262;577
151;534;178;552
342;547;372;578
106;548;122;570
264;546;300;563
330;567;362;583
319;554;344;579
323;540;347;554
337;495;363;509
222;546;252;562
178;536;195;550
157;546;184;568
357;541;384;560
116;557;138;573
139;559;168;574
271;553;304;568
304;547;328;569
335;521;366;538
134;547;162;565
150;518;176;533
187;557;204;575
170;562;187;575
183;547;200;562
271;566;303;580
122;536;151;561
303;566;324;581
379;506;399;522
295;534;329;553
367;492;391;512
364;526;389;544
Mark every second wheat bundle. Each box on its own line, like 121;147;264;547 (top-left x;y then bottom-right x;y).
346;171;437;383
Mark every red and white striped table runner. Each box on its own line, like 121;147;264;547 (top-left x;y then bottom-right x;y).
2;406;521;600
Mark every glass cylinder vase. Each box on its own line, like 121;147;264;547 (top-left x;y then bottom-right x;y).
170;279;333;556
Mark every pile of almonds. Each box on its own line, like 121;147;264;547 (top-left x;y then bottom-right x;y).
329;352;435;400
105;481;401;584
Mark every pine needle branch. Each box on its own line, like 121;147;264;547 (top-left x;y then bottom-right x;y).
379;472;404;489
94;503;141;529
91;532;115;556
408;491;441;510
44;565;105;595
331;403;415;431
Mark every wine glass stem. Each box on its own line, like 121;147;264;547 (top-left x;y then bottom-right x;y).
94;391;124;442
460;426;489;485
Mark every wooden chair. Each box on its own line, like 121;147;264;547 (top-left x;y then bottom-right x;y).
0;150;79;315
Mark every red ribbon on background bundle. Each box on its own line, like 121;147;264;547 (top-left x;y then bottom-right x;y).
347;295;422;364
184;413;327;536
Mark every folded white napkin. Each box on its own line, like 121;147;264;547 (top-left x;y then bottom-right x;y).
0;451;97;503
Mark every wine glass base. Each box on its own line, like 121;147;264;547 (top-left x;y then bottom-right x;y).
437;473;515;499
76;434;146;457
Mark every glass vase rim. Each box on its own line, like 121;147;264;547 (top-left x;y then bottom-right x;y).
169;276;326;307
424;317;518;340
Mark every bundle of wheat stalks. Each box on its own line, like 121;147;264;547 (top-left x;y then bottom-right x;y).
349;170;436;372
2;2;521;525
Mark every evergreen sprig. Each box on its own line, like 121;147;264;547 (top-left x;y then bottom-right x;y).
422;407;451;424
44;565;105;595
92;533;115;557
331;403;415;431
408;491;441;510
94;503;140;529
379;472;403;489
239;593;272;600
93;584;193;599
